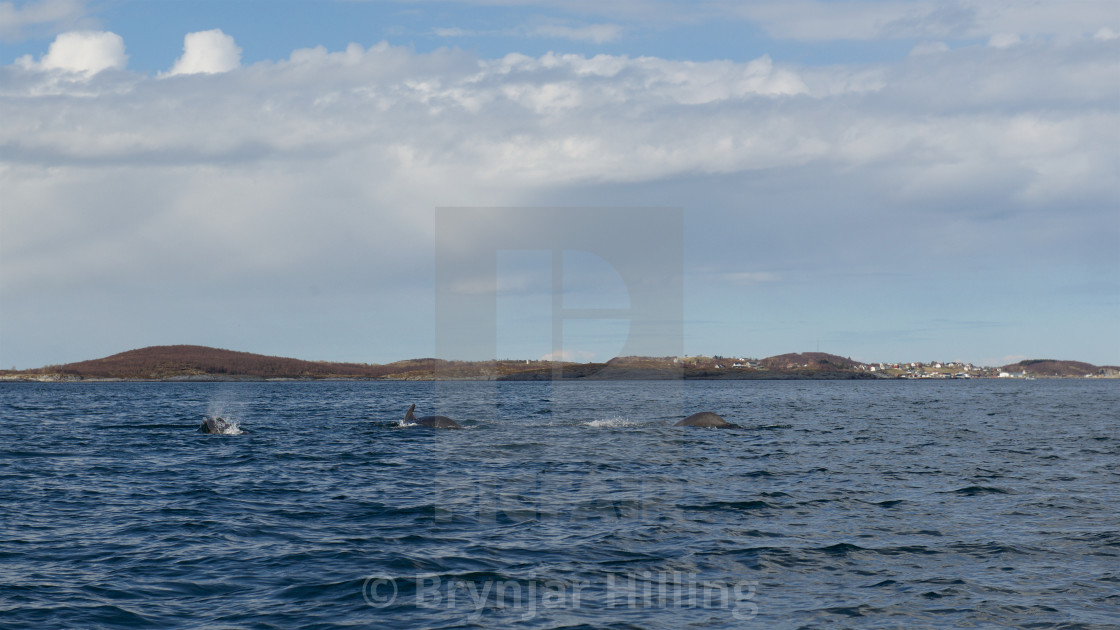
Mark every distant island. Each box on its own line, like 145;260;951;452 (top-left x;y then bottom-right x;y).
2;345;1117;382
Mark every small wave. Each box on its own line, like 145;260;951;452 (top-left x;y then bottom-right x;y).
918;577;966;585
394;422;478;430
874;545;939;556
949;542;1030;556
65;604;157;627
815;604;883;617
948;485;1013;496
583;417;640;428
278;577;365;603
141;423;204;430
678;500;774;511
815;542;866;555
734;529;787;538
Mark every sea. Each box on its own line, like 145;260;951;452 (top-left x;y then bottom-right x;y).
1;379;1117;629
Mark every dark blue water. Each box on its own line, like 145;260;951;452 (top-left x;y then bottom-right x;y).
1;380;1117;628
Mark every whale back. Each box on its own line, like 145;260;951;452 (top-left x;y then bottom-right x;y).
674;412;742;428
404;404;463;429
416;415;462;429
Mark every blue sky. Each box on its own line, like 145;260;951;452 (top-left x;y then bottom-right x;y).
1;0;1118;368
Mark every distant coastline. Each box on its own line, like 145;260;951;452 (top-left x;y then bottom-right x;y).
2;345;1117;382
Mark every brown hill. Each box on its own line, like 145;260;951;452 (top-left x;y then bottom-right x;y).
52;345;387;379
34;345;575;380
759;352;863;372
1000;359;1115;377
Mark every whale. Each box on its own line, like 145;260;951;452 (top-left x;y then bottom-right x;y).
674;412;743;429
198;416;245;434
403;404;463;429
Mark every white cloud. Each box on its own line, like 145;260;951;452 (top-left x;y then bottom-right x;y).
988;32;1021;48
14;29;125;75
528;23;622;43
433;26;469;37
0;0;87;42
730;0;1119;41
164;29;241;76
737;0;940;41
1094;27;1119;41
431;21;623;43
909;41;950;56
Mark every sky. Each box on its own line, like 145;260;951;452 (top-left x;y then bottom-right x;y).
1;0;1118;369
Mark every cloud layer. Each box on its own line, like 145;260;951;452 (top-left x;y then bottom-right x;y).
1;26;1117;365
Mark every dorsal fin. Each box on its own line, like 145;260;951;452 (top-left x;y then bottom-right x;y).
404;404;416;423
